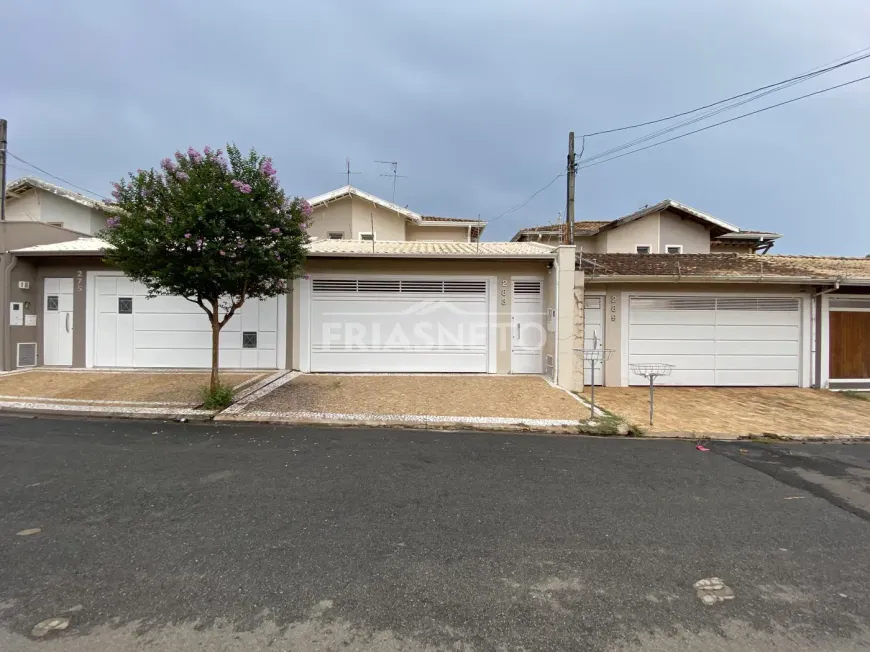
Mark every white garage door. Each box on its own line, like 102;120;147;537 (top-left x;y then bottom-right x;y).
628;296;801;386
308;276;492;372
93;275;279;369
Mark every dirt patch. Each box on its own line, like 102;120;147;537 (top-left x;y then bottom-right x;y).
0;371;262;405
251;375;586;419
583;387;870;436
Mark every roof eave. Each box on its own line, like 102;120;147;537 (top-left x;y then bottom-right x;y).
582;274;835;284
307;251;555;260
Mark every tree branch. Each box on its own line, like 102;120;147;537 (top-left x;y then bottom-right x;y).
195;296;214;321
220;279;249;327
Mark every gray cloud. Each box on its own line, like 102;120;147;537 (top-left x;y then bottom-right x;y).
3;0;868;253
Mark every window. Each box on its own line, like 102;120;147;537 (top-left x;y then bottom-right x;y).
635;245;651;254
665;245;683;254
327;232;344;240
242;332;258;349
118;297;133;314
46;296;59;311
45;221;64;228
359;232;375;241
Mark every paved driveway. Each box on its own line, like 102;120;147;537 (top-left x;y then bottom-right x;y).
245;374;587;419
584;387;870;437
2;418;870;651
0;370;265;406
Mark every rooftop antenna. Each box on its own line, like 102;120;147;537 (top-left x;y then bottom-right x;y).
375;160;406;203
337;157;361;186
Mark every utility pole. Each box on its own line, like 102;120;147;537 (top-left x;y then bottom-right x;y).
0;119;7;221
565;131;576;245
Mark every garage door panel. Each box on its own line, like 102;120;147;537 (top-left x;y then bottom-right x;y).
652;370;716;386
715;340;799;356
630;324;716;340
715;325;799;341
716;355;799;370
628;295;801;387
715;311;799;326
309;277;491;373
134;296;201;314
630;339;715;355
629;353;715;370
715;369;799;386
135;313;209;332
630;310;714;326
136;330;210;349
95;275;280;369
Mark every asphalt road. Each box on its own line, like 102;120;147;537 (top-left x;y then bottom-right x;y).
1;417;869;651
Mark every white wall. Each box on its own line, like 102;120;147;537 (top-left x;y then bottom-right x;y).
605;213;661;253
4;191;43;222
308;197;353;240
406;224;469;241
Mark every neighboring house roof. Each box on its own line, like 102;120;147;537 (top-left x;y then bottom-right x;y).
307;239;555;258
512;200;774;242
5;176;106;211
577;253;870;284
12;237;555;260
599;199;739;235
511;221;610;241
307;186;487;233
11;237;111;255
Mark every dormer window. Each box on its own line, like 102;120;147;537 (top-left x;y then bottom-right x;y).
359;232;375;241
327;232;344;240
666;245;683;254
636;245;651;254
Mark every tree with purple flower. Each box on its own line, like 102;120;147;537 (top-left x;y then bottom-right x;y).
101;144;309;397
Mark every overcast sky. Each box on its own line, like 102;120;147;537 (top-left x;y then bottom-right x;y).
3;0;869;254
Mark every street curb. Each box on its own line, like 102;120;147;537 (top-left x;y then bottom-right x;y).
0;403;216;421
638;431;870;442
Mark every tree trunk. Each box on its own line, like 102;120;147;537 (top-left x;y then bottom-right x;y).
210;311;220;393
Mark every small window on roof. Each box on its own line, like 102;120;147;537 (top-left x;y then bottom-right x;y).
636;245;651;254
327;232;344;240
359;232;375;241
45;221;64;227
666;245;683;254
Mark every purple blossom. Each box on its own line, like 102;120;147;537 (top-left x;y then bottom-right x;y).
106;216;121;228
259;158;277;177
111;189;120;200
184;233;191;239
299;199;313;217
111;181;122;191
230;179;251;194
219;250;226;256
303;274;310;280
161;157;177;173
174;150;185;163
195;238;204;251
187;146;202;163
270;227;281;234
236;239;245;249
176;171;189;182
203;145;212;156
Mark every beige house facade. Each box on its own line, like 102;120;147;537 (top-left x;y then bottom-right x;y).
4;182;869;394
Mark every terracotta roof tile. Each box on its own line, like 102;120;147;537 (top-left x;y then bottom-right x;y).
578;253;870;281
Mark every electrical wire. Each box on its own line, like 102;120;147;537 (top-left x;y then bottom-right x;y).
583;46;870;137
6;152;106;199
579;52;870;166
576;72;870;171
486;172;566;224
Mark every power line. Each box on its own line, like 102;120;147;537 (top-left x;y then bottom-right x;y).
7;151;106;199
583;46;870;137
576;72;870;171
579;51;870;166
486;172;566;225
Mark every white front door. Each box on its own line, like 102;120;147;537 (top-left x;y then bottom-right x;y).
511;279;544;374
583;296;604;385
44;278;74;366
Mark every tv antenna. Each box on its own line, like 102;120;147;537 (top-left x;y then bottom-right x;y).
337;157;361;186
375;160;406;203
